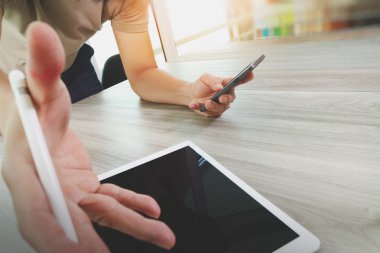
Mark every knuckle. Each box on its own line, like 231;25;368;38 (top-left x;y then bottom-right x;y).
128;192;139;204
94;199;118;228
100;183;121;197
96;214;114;229
200;73;211;82
97;215;113;228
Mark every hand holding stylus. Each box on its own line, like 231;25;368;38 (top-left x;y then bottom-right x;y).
2;22;175;253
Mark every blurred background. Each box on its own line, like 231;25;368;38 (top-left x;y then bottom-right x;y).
90;0;380;69
163;0;380;58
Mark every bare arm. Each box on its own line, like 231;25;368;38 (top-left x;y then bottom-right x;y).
110;0;251;116
113;30;192;106
113;29;253;117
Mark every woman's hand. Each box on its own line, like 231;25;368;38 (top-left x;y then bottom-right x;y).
187;72;254;117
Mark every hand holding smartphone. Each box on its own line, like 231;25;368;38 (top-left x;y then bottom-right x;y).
200;54;265;112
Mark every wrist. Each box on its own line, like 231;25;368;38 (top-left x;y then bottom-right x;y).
174;81;194;107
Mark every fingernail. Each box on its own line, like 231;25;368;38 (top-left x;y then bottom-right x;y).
189;103;197;110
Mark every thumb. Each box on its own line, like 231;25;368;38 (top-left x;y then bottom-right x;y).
200;74;224;92
24;21;71;149
25;21;68;106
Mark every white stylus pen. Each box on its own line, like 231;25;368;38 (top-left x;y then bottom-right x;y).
9;70;78;242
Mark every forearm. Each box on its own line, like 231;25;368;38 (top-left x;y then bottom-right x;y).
129;67;193;106
0;69;14;135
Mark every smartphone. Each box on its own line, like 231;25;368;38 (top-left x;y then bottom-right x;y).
200;54;265;112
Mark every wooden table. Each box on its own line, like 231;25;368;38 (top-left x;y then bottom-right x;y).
1;27;379;252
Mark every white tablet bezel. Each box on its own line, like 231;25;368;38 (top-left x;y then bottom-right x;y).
98;141;320;253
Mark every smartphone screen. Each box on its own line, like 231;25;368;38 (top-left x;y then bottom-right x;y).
200;55;265;112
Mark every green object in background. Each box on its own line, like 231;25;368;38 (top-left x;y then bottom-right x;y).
280;3;295;37
280;25;288;36
274;26;281;36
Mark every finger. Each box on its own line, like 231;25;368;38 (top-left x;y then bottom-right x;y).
218;94;236;104
192;106;227;118
96;183;161;219
67;200;110;253
200;73;224;92
25;21;67;105
80;193;176;250
222;77;233;86
188;101;201;111
221;71;254;89
199;107;228;118
24;21;71;149
204;100;227;114
240;71;254;83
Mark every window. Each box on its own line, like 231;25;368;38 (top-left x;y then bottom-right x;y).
152;0;380;61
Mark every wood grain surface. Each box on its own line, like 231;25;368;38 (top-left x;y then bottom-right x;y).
1;27;379;253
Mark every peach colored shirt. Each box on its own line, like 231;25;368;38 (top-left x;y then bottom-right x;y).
0;0;149;72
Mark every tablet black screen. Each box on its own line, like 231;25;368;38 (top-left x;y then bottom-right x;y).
94;146;298;253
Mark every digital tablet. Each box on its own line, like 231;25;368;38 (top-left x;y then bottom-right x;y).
95;141;320;253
